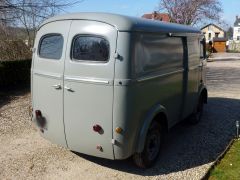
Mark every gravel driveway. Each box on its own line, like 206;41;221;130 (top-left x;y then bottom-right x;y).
1;60;240;180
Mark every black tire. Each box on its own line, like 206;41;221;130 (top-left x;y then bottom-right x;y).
188;95;204;125
133;121;162;168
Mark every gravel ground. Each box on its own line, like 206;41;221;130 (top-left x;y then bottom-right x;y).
1;60;240;179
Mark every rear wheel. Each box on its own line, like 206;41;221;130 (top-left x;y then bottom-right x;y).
133;121;162;168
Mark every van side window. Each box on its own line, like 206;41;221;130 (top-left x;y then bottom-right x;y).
187;37;200;66
200;39;206;59
71;36;109;62
39;34;63;60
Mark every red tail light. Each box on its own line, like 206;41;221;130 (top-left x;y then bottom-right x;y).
35;110;46;129
93;124;102;133
35;110;42;118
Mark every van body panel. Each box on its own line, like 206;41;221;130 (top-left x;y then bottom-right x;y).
132;33;184;127
112;32;185;159
63;20;117;159
32;20;72;147
182;37;201;118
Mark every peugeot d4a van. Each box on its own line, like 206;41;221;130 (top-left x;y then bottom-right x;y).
31;13;208;168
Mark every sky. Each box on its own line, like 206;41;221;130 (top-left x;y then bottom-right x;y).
65;0;240;28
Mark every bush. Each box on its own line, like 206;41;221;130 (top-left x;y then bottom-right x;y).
0;40;31;61
0;59;32;87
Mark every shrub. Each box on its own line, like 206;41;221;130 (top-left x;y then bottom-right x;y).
0;59;32;87
0;40;31;61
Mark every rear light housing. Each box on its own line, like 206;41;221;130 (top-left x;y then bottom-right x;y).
93;124;103;134
35;110;46;128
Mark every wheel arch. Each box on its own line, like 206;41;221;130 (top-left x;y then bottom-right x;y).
135;104;168;153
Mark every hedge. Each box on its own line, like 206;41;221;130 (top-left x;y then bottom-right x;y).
0;59;32;87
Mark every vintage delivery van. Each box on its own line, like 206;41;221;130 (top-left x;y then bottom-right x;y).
31;13;208;168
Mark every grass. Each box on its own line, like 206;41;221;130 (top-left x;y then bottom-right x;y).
209;139;240;180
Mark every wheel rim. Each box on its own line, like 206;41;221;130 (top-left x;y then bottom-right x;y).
146;130;161;161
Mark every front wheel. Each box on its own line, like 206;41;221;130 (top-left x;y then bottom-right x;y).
188;95;204;124
133;121;162;168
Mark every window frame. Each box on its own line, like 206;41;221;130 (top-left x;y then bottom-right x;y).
38;33;64;60
70;34;110;63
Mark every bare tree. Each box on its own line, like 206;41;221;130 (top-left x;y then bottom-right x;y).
0;0;83;46
157;0;223;25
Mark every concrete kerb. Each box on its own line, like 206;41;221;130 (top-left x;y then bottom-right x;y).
207;57;240;62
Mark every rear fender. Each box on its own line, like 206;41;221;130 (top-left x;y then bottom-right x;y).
135;104;168;153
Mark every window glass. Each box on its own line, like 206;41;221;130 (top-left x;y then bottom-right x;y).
200;39;206;59
72;36;109;62
39;34;63;60
208;33;211;40
188;37;200;66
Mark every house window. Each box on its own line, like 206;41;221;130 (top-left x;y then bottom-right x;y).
237;36;240;41
215;33;219;38
208;33;211;40
238;28;240;33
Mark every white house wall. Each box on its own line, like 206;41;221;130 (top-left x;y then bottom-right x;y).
201;25;225;43
233;27;240;41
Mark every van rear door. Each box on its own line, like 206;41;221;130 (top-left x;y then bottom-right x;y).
63;20;117;159
32;21;72;147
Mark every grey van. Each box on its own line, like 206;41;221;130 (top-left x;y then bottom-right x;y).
31;12;207;168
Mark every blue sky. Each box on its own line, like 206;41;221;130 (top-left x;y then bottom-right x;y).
65;0;240;28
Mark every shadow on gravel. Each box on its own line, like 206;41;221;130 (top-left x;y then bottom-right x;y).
0;85;30;109
74;97;239;176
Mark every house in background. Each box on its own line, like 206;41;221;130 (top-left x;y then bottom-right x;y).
233;16;240;41
201;24;227;52
201;24;225;43
142;11;171;22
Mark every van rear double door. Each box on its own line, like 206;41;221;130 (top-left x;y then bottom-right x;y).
33;20;117;159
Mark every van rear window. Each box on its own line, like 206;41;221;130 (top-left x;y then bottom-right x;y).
39;34;63;60
71;36;109;62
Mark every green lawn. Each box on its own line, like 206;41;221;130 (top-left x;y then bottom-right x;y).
209;139;240;180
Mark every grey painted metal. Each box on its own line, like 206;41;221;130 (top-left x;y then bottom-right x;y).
32;21;71;148
62;20;117;159
39;12;201;34
32;13;207;161
64;76;111;85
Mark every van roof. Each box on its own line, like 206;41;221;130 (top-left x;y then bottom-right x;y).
40;12;201;34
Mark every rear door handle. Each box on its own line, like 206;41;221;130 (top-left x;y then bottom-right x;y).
64;86;74;92
52;84;62;89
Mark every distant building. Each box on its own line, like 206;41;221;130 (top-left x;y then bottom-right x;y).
233;16;240;41
201;24;225;43
142;11;171;22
